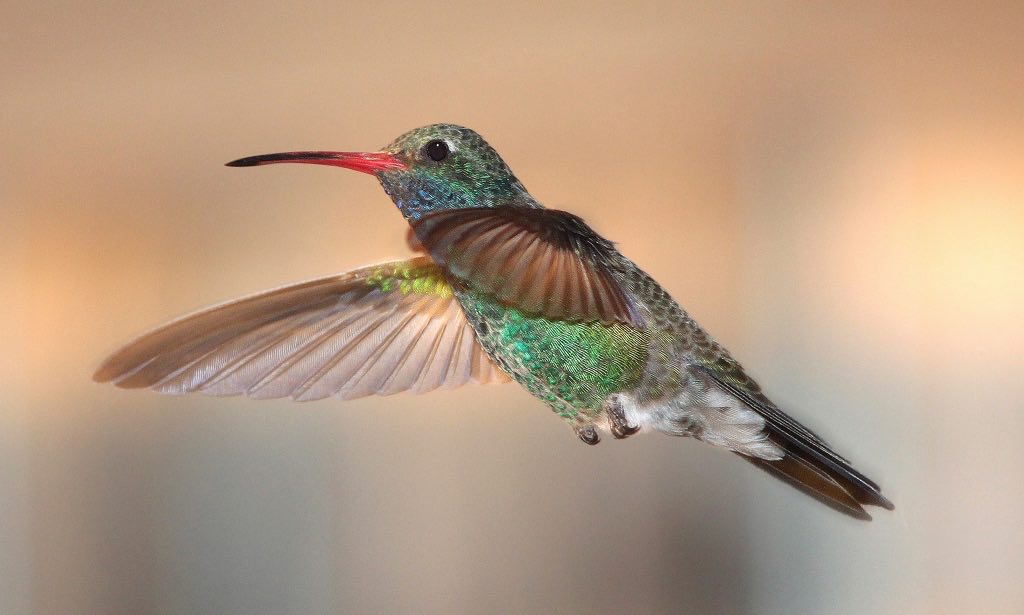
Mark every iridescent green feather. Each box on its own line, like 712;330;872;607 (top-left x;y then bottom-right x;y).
363;259;453;298
457;289;649;420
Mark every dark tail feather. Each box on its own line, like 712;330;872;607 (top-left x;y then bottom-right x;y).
693;365;893;519
742;432;895;521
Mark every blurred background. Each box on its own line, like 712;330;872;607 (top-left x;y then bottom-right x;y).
3;2;1023;614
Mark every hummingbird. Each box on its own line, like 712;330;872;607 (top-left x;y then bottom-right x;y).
95;124;894;520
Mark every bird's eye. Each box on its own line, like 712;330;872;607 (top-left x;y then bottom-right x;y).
425;139;449;162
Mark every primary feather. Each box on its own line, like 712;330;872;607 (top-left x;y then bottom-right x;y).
93;257;509;400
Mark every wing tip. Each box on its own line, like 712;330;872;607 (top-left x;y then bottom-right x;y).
91;361;142;387
92;352;127;383
92;367;113;384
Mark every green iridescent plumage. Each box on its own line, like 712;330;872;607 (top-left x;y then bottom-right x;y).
379;124;533;220
457;289;648;418
364;260;453;298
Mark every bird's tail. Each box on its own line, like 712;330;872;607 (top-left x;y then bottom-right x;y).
741;427;894;521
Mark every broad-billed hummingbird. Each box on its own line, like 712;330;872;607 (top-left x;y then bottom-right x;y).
95;124;893;520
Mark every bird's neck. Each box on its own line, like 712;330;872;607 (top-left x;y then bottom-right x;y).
380;176;543;222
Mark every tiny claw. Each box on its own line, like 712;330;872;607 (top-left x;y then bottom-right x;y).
605;395;640;439
611;422;640;439
576;424;600;445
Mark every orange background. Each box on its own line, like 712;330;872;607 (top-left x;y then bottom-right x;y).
3;2;1023;614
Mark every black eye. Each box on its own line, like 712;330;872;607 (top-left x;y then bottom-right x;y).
425;139;449;162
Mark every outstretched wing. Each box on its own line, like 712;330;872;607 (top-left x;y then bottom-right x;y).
694;356;894;520
412;207;644;328
94;257;510;401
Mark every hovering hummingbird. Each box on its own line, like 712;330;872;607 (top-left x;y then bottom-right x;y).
95;124;893;520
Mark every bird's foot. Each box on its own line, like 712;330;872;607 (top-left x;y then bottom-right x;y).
605;395;640;439
575;423;601;446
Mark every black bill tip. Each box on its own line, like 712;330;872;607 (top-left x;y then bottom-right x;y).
224;150;406;173
225;152;319;167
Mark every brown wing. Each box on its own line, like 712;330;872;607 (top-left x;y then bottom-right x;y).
93;257;510;401
412;207;644;327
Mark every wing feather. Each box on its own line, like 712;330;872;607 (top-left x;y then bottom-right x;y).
412;207;644;327
94;257;510;401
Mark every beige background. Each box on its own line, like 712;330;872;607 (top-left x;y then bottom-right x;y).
3;2;1023;614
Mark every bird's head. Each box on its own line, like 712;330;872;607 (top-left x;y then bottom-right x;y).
227;124;531;221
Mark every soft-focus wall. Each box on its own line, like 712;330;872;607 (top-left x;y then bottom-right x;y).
3;2;1023;614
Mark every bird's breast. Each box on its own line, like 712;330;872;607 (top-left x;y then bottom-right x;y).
453;288;649;419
